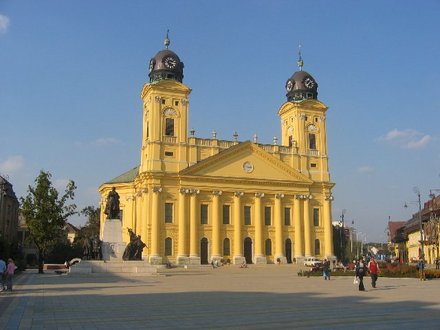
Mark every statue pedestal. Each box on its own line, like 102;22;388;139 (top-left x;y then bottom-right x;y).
102;219;126;261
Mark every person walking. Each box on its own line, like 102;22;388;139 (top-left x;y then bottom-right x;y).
355;257;366;291
368;256;380;288
322;259;331;280
417;255;426;281
0;257;6;291
5;258;16;291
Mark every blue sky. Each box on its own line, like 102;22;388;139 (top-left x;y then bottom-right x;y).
1;1;439;242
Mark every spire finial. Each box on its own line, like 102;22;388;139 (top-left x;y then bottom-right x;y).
164;29;170;49
297;44;304;71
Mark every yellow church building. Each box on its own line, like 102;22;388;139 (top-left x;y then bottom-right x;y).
99;35;335;265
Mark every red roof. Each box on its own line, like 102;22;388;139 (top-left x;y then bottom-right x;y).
388;221;406;242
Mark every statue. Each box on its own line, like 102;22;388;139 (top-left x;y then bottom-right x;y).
82;237;91;260
123;228;147;260
91;236;102;260
104;187;120;219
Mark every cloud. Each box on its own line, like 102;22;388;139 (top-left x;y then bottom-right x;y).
0;155;24;175
0;15;10;34
379;128;431;150
357;165;374;173
91;137;122;147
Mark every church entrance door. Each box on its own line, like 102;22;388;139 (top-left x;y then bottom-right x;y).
285;239;292;263
200;238;209;264
244;237;253;264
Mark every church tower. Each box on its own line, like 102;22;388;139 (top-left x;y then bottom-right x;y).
278;49;330;183
140;33;192;173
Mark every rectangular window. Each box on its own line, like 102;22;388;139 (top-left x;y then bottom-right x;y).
264;206;271;226
313;208;320;226
165;203;173;223
223;205;230;224
200;204;208;224
165;118;174;136
165;151;174;157
309;133;316;150
244;206;251;225
284;207;291;226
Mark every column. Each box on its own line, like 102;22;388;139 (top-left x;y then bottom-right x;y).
254;192;266;264
189;190;200;264
140;189;149;259
149;186;162;264
177;188;189;264
211;191;222;260
324;195;334;258
294;196;304;260
303;196;312;257
233;192;245;264
274;193;286;263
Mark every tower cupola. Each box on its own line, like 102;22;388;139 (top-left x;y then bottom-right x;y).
148;31;184;83
285;47;318;102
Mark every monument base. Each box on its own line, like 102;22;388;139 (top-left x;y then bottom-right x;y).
69;260;157;275
101;219;126;261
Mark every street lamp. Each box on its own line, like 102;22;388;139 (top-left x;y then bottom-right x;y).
404;187;424;258
339;209;346;260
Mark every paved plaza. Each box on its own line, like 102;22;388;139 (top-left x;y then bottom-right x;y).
0;264;439;329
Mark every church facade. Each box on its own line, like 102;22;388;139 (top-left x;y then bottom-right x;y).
99;35;335;265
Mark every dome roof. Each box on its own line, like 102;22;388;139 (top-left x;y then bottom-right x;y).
285;51;318;102
148;33;184;83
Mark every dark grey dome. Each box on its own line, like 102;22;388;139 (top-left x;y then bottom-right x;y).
285;70;318;102
148;37;184;83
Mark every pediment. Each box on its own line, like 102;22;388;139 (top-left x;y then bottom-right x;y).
180;141;312;184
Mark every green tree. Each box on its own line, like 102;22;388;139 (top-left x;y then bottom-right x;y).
80;206;100;238
20;170;76;273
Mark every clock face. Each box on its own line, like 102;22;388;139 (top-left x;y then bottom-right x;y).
149;59;155;72
286;80;293;92
164;56;177;69
243;161;254;173
304;77;315;88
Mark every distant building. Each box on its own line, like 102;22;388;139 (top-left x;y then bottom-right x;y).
64;223;79;244
0;176;19;247
387;194;440;265
387;220;407;262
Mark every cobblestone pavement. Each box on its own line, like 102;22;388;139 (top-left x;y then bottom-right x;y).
0;265;439;329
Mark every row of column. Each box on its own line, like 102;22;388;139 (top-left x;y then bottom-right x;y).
146;187;334;261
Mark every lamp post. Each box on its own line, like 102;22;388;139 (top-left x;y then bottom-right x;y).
339;209;346;261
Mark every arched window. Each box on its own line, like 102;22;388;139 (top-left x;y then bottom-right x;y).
265;239;272;256
165;118;174;136
314;239;320;255
223;238;230;256
165;237;173;256
309;133;316;150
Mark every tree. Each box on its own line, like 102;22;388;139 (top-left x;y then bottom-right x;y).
20;170;76;273
79;206;100;238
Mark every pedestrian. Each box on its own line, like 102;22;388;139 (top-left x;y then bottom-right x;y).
355;257;366;291
417;255;426;281
322;259;330;280
368;256;379;288
5;258;16;291
0;256;6;291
